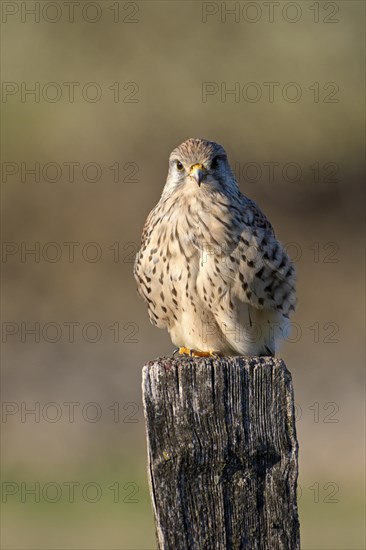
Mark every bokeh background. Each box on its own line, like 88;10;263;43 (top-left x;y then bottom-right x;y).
1;1;365;548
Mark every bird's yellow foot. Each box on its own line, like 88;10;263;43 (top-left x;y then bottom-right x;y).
178;347;220;358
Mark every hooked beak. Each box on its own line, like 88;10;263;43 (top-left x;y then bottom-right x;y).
189;164;205;186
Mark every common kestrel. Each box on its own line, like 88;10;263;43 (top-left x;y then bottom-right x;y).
134;138;296;357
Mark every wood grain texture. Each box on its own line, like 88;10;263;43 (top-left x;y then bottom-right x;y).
142;356;300;550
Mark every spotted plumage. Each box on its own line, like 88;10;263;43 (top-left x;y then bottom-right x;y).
134;138;296;356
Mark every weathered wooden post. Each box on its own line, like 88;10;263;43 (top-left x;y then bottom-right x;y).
142;356;300;550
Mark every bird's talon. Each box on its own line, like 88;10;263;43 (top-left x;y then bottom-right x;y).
178;347;219;358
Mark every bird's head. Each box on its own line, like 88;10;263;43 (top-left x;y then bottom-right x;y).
163;138;237;197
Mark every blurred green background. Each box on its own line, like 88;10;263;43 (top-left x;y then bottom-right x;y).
1;1;365;548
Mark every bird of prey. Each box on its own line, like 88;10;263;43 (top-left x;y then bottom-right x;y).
134;138;296;357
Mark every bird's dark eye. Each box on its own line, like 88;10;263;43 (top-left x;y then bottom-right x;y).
211;156;220;169
176;160;184;171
